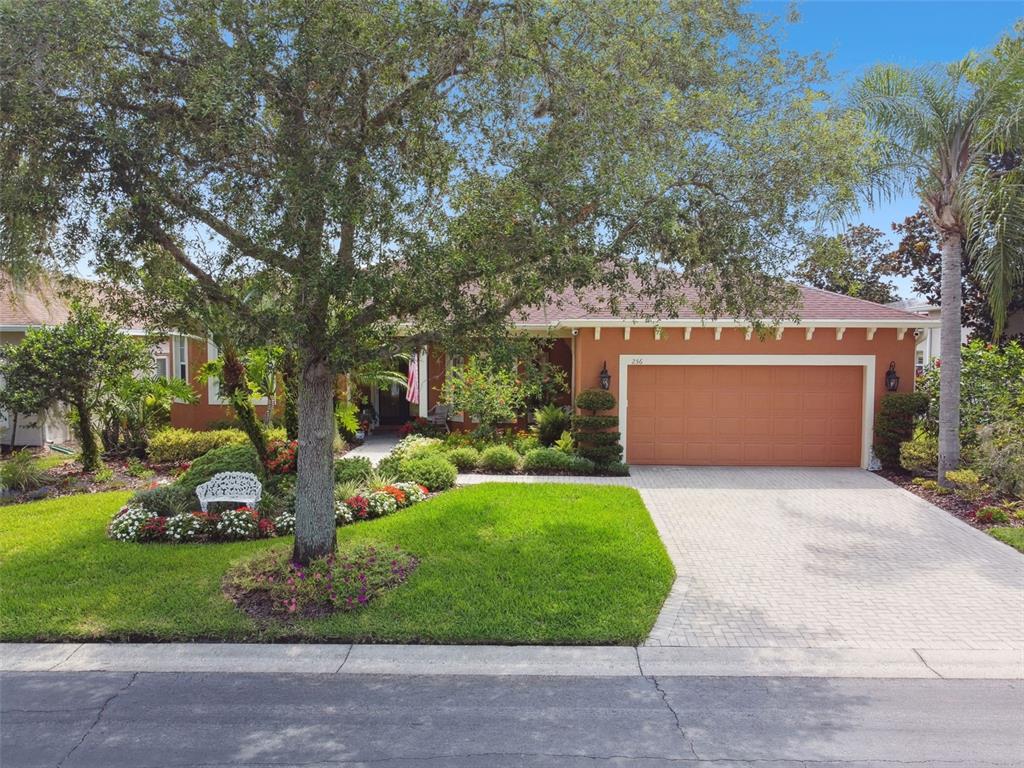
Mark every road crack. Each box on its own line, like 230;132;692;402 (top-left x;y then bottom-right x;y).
635;647;701;760
56;671;138;767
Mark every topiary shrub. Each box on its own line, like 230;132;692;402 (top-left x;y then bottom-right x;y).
445;446;481;471
478;444;520;473
873;392;929;469
574;388;616;413
572;389;622;466
147;427;249;463
334;456;372;484
398;455;457;491
521;447;574;473
177;443;262;492
600;461;631;477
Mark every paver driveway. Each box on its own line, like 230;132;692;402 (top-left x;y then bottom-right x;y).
632;467;1024;650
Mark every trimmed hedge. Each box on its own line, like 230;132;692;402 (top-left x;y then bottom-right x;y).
575;389;615;412
398;455;458;491
571;415;618;430
445;446;481;471
522;448;574;473
873;392;929;469
148;428;249;463
479;445;520;473
177;443;263;493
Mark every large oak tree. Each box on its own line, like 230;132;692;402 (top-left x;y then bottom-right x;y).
1;0;868;562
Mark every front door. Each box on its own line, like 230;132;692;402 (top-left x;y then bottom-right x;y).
376;361;411;426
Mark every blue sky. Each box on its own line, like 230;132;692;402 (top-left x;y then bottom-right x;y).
749;0;1021;296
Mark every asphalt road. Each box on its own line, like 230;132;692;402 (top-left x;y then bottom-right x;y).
2;672;1022;767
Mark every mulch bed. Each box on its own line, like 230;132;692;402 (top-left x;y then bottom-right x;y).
0;455;179;506
875;468;1023;533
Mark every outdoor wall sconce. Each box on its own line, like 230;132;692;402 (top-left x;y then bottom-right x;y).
885;361;900;392
599;361;611;390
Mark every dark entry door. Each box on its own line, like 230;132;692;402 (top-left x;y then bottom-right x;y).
377;361;411;426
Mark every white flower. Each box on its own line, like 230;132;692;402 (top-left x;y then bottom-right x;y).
108;506;155;542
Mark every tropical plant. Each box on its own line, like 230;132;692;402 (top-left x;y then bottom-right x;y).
532;404;572;447
852;40;1024;482
0;449;46;492
97;375;196;456
0;304;151;470
3;1;869;561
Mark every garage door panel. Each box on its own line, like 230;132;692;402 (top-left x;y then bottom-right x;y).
627;364;862;467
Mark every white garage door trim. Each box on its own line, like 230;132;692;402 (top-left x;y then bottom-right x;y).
618;355;876;468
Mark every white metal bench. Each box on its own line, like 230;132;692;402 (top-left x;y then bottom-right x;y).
195;471;263;513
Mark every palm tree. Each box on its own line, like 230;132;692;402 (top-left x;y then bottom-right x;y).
852;47;1023;484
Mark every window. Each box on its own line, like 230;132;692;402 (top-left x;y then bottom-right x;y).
176;337;188;381
153;356;169;379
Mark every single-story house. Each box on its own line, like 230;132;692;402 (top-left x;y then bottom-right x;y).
408;284;938;469
0;274;247;447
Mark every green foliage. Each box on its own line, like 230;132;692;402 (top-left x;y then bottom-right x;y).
873;392;930;469
397;455;457;491
130;484;195;517
513;432;541;455
93;466;114;484
976;421;1024;498
441;357;533;429
575;389;616;413
794;225;898;304
147;428;250;463
571;415;619;430
0;450;46;492
553;430;576;454
569;456;597;474
944;469;991;502
335;401;360;443
899;431;938;474
976;506;1010;525
97;375;196;455
177;443;262;493
0;303;151;470
600;461;632;477
917;341;1024;446
478;445;520;473
572;390;622;466
532;404;571;447
333;457;372;484
445;446;481;472
521;448;574;473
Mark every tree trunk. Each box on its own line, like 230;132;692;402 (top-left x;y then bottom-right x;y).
937;232;962;485
8;412;18;453
76;398;100;472
292;352;337;564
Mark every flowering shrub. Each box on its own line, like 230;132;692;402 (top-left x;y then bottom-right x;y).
274;510;296;535
108;506;156;542
216;507;260;540
367;490;399;518
166;512;205;542
264;440;298;474
225;545;419;620
381;484;407;507
343;495;371;521
392;434;443;460
138;516;169;542
393;481;428;504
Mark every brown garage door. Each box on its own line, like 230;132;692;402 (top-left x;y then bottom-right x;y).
626;365;863;466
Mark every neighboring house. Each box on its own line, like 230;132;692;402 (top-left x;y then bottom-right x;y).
0;276;244;447
886;299;970;375
411;283;936;469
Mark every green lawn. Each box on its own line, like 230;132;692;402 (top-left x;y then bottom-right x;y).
990;527;1024;554
0;484;674;644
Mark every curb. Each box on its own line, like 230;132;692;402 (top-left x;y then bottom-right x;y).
2;643;1021;679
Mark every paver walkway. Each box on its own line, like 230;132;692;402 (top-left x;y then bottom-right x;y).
462;467;1024;651
343;433;400;465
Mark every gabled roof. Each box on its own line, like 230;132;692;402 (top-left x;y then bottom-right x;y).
514;281;937;327
0;272;148;332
